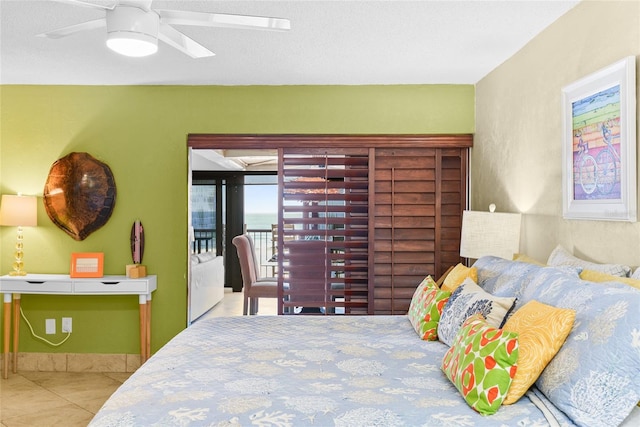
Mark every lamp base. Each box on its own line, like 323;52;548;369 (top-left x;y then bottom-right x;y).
9;226;27;276
9;270;27;276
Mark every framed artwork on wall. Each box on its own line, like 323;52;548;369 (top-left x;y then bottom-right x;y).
70;252;104;278
562;56;636;221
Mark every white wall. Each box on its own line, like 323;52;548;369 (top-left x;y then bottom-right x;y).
474;0;640;267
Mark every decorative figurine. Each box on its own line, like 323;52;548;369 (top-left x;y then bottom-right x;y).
127;219;147;278
130;219;144;264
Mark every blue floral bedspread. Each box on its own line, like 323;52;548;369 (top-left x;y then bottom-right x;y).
90;315;573;427
475;256;640;427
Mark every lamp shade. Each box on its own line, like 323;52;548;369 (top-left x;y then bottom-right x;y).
459;210;521;260
0;195;37;227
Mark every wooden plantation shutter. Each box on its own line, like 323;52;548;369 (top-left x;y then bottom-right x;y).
437;149;468;277
278;147;371;314
372;147;467;314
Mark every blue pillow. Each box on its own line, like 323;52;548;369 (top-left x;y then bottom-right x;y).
527;269;640;427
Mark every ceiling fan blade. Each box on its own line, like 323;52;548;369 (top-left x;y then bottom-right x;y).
118;0;153;10
158;24;215;58
157;10;291;31
36;18;106;39
49;0;116;10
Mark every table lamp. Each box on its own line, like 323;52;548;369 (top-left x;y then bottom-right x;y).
459;204;522;262
0;194;38;276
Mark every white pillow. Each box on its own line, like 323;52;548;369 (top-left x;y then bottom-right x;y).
547;244;631;277
632;268;640;280
437;278;516;347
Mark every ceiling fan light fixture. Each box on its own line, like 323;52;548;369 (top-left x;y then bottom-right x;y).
107;32;157;57
106;5;159;57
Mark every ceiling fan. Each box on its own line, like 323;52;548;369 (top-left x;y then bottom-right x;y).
37;0;291;58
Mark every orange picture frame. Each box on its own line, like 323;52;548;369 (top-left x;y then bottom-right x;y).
70;252;104;278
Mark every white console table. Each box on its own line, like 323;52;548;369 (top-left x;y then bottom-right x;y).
0;274;157;379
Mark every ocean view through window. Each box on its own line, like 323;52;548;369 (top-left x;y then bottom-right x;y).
244;177;278;230
244;178;278;277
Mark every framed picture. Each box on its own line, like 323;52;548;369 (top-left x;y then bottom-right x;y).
562;56;636;221
70;252;104;278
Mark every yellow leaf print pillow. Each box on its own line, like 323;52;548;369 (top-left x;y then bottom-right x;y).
441;263;477;293
501;300;575;404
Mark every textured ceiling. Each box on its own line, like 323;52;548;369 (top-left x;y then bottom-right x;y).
0;0;579;85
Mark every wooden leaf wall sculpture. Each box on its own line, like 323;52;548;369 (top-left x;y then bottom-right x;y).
43;152;117;241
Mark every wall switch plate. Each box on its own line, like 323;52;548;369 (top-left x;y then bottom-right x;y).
62;317;72;333
46;319;56;334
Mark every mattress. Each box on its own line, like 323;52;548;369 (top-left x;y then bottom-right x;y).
90;315;580;426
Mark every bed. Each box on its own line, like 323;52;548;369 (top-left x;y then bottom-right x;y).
90;254;640;427
90;316;572;426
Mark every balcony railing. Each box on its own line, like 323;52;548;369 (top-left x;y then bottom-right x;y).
247;228;276;278
192;228;276;279
192;229;214;254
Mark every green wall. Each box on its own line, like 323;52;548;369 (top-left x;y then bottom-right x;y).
0;84;474;353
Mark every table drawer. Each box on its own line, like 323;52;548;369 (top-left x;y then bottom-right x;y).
1;279;73;293
73;279;151;294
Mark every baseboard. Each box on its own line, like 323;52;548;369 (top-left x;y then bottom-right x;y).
1;352;141;373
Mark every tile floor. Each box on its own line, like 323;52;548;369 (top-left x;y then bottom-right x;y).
0;289;274;427
200;288;277;319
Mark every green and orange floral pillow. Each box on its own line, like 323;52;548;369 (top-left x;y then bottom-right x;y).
408;276;451;341
441;314;519;415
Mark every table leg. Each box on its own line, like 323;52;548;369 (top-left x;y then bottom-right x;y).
12;295;20;373
138;295;147;364
3;294;11;379
146;295;151;361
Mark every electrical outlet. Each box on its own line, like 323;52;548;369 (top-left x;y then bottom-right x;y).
46;319;56;335
62;317;72;333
